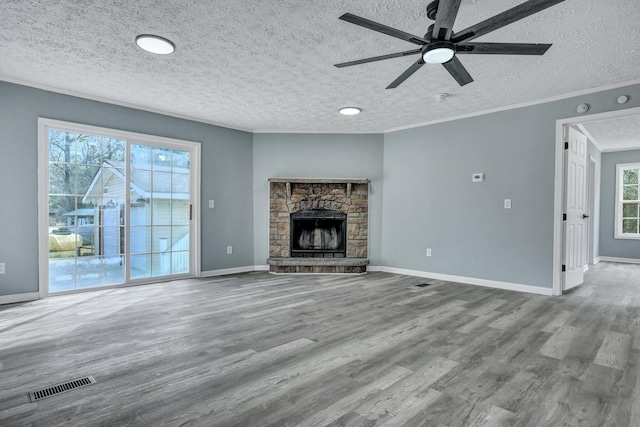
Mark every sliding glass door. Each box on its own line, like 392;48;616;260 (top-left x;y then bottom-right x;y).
40;119;200;294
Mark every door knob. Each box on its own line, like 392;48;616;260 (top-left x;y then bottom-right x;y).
583;214;589;219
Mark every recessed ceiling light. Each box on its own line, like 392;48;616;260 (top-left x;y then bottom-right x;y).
339;107;361;116
135;35;175;55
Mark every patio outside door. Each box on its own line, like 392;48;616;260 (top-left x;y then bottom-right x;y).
41;120;199;294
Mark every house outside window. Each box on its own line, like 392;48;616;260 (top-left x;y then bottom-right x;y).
615;162;640;239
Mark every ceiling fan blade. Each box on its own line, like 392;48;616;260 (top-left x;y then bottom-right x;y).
432;0;462;40
451;0;566;44
386;59;425;89
442;56;473;86
335;49;422;68
339;13;428;46
456;42;552;55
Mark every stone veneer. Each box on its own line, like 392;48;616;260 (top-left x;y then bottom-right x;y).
268;178;370;273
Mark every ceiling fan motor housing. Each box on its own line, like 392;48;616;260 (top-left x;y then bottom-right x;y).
425;24;435;41
426;0;439;21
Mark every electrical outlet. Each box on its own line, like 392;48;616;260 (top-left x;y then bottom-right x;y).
209;199;215;209
426;248;431;257
504;199;512;209
0;262;5;274
226;246;233;255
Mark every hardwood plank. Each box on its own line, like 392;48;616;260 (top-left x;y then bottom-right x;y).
297;364;412;426
541;309;574;333
539;325;581;360
487;298;545;330
354;356;457;421
466;298;507;316
468;404;515;427
455;310;502;334
593;331;632;370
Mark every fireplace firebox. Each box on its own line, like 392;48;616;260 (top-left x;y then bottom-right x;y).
290;210;346;258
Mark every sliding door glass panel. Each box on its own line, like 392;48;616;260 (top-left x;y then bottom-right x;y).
48;130;125;292
129;145;191;279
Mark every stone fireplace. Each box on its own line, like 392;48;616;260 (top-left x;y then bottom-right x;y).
267;178;370;273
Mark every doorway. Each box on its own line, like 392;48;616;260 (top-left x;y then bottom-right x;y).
38;119;201;295
553;106;640;295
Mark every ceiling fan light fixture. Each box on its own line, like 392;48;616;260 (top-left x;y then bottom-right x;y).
339;107;361;116
135;34;175;55
422;43;455;64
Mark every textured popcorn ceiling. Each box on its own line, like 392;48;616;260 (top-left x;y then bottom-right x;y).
581;115;640;152
0;0;639;133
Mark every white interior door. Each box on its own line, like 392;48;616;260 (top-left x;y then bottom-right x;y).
564;127;587;291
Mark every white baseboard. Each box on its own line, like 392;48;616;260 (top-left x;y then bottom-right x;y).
202;264;553;296
598;256;640;264
583;264;589;273
0;292;40;305
593;257;601;265
200;265;266;277
372;266;553;296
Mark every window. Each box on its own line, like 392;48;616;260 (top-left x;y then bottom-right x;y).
615;163;640;239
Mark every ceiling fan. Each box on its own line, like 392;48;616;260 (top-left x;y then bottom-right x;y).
335;0;566;89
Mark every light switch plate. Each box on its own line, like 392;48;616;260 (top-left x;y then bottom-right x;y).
209;200;215;209
504;199;512;209
0;262;5;274
472;173;485;183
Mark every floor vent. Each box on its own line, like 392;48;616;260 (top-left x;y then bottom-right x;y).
28;376;96;402
416;283;434;288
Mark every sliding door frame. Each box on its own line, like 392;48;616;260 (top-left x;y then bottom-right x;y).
37;118;201;297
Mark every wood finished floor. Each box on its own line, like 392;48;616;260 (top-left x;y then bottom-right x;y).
1;262;639;426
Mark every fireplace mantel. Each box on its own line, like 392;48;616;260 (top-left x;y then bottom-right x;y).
269;178;371;199
267;178;370;274
268;178;370;184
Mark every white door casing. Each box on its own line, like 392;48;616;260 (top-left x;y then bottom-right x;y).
588;157;596;265
563;127;587;291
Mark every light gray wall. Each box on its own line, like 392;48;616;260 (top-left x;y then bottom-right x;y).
252;133;384;266
0;82;254;297
382;83;640;289
600;149;640;259
2;80;639;298
586;139;602;262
